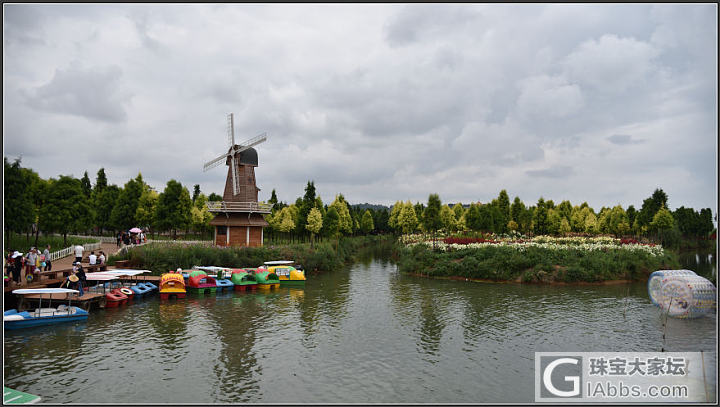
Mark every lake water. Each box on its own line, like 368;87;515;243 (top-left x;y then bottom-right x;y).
3;259;716;403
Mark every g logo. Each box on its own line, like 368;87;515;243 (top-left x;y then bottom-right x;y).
537;355;583;400
543;358;580;397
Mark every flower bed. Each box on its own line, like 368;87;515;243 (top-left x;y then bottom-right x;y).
403;234;664;257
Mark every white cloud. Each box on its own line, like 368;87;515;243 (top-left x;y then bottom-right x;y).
2;4;716;213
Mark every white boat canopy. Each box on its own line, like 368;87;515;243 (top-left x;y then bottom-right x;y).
13;288;79;294
263;260;294;265
102;269;151;276
85;274;121;281
193;266;231;271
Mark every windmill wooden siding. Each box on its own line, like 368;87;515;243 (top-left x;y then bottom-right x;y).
208;145;269;248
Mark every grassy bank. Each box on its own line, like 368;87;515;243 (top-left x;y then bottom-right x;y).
108;235;397;275
397;244;681;283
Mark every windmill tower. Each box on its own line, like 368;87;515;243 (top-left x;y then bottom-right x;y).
203;113;273;247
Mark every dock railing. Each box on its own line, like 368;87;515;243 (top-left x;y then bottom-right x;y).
47;242;102;262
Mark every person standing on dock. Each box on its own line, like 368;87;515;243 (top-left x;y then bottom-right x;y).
74;244;84;264
10;251;24;286
43;245;52;271
116;232;122;247
25;248;37;282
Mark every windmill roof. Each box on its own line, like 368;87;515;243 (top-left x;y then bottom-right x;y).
227;147;258;166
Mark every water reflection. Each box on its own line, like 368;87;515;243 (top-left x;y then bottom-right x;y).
3;259;716;403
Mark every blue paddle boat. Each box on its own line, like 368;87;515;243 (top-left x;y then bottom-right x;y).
215;278;234;291
4;288;89;330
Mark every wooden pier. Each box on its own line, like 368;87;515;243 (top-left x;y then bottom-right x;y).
16;292;106;311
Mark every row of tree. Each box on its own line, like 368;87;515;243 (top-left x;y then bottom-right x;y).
4;158;217;245
4;157;715;248
263;181;391;244
389;189;715;244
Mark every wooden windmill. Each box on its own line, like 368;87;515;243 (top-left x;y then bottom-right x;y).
203;113;272;247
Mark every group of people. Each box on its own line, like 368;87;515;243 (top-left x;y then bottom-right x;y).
4;245;52;286
116;230;146;247
4;244;106;288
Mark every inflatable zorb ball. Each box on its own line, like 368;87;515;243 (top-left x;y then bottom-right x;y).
648;270;717;319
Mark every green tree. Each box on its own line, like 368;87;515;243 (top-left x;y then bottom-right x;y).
109;175;144;231
297;181;317;239
94;168;108;194
389;201;403;233
324;206;340;240
423;193;442;246
4;157;36;242
397;201;419;234
452;203;465;223
208;192;223;202
330;194;352;235
557;200;573;223
439;205;456;232
495;190;510;233
651;205;675;233
80;171;92;198
155;179;193;239
478;204;495;232
192;184;201;203
547;209;561;235
559;218;571;235
465;203;482;231
95;185;120;233
306;207;323;247
190;193;214;238
360;210;374;234
584;212;599;234
38;176;94;245
276;206;296;234
510;196;524;223
136;188;159;234
532;198;548;235
636;188;668;234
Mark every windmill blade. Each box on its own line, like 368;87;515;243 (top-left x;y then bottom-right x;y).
231;155;239;195
203;152;230;172
233;132;267;155
227;113;235;148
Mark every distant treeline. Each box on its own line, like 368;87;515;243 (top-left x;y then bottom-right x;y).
4;157;716;250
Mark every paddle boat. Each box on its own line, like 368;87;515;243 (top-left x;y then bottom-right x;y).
253;269;280;289
105;289;128;307
84;272;129;307
215;278;234;291
4;288;89;329
230;269;259;291
159;272;186;300
261;260;306;286
186;270;217;294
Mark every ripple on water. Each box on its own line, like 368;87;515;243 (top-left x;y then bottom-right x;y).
4;261;716;403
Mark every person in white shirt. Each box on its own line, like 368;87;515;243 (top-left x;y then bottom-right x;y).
74;245;84;263
98;251;106;264
89;251;97;265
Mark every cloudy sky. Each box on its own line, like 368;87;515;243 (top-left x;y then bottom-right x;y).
3;4;717;212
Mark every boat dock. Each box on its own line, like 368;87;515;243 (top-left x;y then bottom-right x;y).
15;292;106;311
